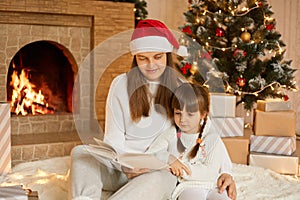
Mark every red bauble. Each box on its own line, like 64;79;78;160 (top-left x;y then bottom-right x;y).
182;26;192;35
257;1;263;7
181;62;192;75
215;28;225;37
237;77;247;87
283;95;289;101
266;24;275;31
233;49;247;58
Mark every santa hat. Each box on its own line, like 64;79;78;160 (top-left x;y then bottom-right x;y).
130;19;188;57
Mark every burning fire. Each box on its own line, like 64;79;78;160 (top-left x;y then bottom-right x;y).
10;63;54;115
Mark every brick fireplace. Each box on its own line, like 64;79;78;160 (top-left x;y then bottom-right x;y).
0;0;134;165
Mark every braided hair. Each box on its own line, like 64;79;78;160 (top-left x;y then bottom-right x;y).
171;82;210;159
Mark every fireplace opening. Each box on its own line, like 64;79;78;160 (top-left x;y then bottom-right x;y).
6;40;77;115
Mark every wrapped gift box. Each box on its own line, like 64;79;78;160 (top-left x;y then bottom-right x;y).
209;93;236;117
250;135;296;155
28;191;38;200
211;117;244;137
0;103;11;175
222;136;250;164
249;153;299;175
254;110;295;137
0;185;27;200
256;99;291;112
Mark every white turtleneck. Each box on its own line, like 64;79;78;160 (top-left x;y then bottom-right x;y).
147;118;232;184
103;73;172;154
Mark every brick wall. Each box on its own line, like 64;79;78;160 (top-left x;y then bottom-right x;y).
0;0;134;132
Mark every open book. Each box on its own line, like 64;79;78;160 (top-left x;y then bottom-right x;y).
86;138;169;170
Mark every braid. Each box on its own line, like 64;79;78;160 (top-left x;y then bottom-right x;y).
176;129;186;154
188;117;207;159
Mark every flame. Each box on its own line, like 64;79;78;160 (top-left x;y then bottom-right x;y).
10;63;54;115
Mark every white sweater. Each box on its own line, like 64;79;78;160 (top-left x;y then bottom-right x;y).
147;119;232;199
103;73;172;154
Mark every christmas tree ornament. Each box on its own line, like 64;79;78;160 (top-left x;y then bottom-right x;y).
181;62;192;75
190;61;199;75
179;0;297;110
283;94;289;101
233;49;247;59
257;1;263;7
182;25;192;35
198;16;206;25
237;75;247;87
215;27;225;37
240;31;251;42
266;24;275;31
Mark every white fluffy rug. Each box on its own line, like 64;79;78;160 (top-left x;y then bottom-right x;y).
0;156;300;200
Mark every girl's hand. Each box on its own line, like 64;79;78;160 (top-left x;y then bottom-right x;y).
169;159;190;177
121;166;150;179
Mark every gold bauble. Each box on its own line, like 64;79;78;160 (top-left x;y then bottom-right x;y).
198;16;206;25
190;62;199;75
241;31;251;43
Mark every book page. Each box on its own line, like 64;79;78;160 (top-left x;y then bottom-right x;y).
88;138;169;170
118;153;169;170
86;144;117;161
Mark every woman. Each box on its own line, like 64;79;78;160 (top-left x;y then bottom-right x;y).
69;19;236;200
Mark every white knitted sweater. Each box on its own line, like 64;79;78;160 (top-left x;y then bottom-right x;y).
147;119;232;199
103;73;172;154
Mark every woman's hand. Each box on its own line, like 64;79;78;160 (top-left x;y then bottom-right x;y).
217;173;237;200
169;159;190;177
121;166;150;179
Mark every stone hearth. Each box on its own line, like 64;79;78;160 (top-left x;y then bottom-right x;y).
0;0;134;165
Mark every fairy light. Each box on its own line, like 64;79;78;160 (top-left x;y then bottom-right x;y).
241;7;248;12
184;0;299;98
222;81;298;96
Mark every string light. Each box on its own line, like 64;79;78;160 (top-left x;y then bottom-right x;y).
184;0;298;104
222;81;298;96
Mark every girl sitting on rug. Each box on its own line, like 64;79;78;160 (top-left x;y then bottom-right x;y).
148;82;232;200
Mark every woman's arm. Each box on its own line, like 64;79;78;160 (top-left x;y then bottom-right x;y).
103;75;127;154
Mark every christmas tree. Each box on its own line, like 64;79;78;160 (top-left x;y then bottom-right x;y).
177;0;298;110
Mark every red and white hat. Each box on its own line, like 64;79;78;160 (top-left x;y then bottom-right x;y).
130;19;187;57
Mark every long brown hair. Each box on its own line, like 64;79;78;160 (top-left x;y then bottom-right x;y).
171;82;210;159
127;53;183;122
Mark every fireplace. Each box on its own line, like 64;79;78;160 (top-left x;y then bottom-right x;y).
7;40;75;115
0;0;134;165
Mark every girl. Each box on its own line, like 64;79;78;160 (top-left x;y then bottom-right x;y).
148;82;232;200
69;19;235;200
170;83;232;200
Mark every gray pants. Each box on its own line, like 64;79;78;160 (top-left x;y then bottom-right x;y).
69;145;177;200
